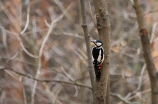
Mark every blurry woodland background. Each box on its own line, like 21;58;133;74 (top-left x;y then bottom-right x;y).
0;0;158;104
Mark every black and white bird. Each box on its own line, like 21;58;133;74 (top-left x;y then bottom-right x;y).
91;40;104;81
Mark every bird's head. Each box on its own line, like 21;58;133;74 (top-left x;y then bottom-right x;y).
91;40;103;47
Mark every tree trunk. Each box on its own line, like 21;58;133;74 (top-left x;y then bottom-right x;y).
93;0;111;104
134;0;158;104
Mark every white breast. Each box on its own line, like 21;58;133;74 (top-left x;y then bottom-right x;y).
97;50;101;62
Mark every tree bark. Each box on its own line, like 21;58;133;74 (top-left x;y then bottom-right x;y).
93;0;111;104
80;0;96;103
133;1;158;104
106;80;110;104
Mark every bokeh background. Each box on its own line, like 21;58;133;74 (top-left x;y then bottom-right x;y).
0;0;158;104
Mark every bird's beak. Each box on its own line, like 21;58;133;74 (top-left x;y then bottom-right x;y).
91;40;95;43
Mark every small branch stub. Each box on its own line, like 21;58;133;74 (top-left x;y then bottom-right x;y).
82;24;87;28
140;28;148;36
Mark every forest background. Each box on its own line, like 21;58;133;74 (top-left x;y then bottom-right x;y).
0;0;158;104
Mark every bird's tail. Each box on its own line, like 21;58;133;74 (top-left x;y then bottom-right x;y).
94;68;101;81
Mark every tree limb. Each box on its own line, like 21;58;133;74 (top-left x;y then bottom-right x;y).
80;0;96;103
133;0;158;104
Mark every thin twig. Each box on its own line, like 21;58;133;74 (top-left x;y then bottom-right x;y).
31;14;64;104
21;4;30;35
31;5;72;104
136;64;146;91
0;26;39;58
128;89;151;100
2;27;7;47
14;34;39;58
145;9;158;15
88;0;97;28
43;83;63;104
111;93;141;104
0;66;92;89
150;23;157;43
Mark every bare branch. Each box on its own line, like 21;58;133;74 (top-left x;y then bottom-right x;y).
134;0;158;104
80;0;95;88
80;0;95;92
0;66;92;89
31;4;73;104
88;0;97;28
0;26;39;58
21;4;30;35
111;93;141;104
31;13;64;104
145;9;158;15
14;34;39;58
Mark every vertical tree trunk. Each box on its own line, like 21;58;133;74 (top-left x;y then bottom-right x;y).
134;1;158;104
106;80;111;104
93;0;111;104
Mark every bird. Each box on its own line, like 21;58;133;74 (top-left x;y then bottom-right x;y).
91;40;104;81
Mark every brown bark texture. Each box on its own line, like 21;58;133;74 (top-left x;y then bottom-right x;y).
93;0;111;104
134;0;158;104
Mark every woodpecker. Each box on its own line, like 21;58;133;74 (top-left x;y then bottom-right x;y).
91;40;104;81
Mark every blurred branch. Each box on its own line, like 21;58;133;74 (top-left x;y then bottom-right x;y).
21;4;30;35
145;9;158;15
2;27;7;47
134;0;158;104
136;24;156;91
128;89;151;100
0;66;92;89
0;1;15;28
53;0;80;32
80;0;95;94
125;21;157;100
0;57;39;67
150;23;157;43
88;0;97;28
42;83;63;104
31;4;74;104
136;64;146;91
31;13;64;104
15;34;39;58
111;93;141;104
0;26;39;58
